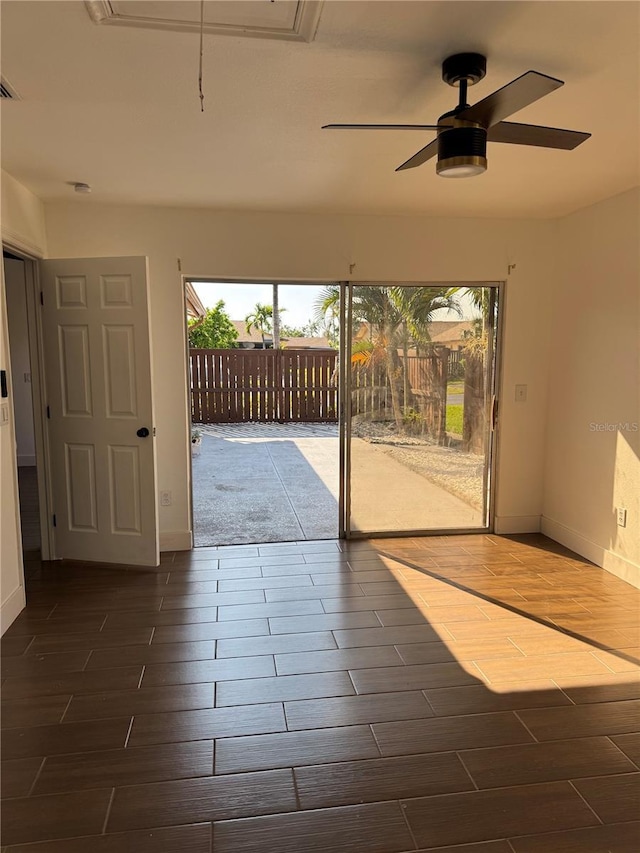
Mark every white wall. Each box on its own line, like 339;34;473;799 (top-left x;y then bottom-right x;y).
3;171;638;590
5;258;36;465
44;202;556;545
543;187;640;587
1;170;47;258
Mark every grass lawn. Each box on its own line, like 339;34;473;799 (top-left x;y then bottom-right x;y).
446;404;463;435
447;381;464;395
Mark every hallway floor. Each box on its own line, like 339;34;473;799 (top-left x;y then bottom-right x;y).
1;535;639;851
17;466;40;553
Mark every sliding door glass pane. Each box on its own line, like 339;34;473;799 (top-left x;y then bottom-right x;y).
347;284;498;535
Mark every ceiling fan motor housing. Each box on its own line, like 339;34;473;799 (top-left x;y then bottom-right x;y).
436;111;488;177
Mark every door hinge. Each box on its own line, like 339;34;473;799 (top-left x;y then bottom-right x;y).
52;513;57;528
153;427;157;437
40;291;44;306
46;405;51;419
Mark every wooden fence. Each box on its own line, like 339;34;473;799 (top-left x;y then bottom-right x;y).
190;346;465;438
190;348;338;424
351;350;449;443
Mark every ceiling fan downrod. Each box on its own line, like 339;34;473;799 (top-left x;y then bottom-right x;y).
437;54;489;177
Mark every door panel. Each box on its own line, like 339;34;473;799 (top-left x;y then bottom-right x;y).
108;445;142;533
59;325;92;415
41;257;158;566
340;282;500;537
103;325;137;416
65;443;98;531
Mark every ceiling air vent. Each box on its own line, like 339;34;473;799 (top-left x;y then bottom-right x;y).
0;78;20;100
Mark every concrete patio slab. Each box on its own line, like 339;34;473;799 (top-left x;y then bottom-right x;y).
192;423;482;547
192;425;339;546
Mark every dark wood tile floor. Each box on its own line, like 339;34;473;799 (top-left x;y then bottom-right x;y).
2;534;639;851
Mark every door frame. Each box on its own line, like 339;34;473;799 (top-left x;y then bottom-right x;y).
339;280;506;540
2;242;55;560
179;276;505;544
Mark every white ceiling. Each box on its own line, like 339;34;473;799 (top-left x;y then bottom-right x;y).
1;1;638;217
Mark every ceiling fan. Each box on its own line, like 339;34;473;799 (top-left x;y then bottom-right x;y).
322;53;591;178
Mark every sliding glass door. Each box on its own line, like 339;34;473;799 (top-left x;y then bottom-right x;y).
340;282;501;537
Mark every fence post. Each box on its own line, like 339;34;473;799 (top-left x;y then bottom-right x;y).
463;348;485;453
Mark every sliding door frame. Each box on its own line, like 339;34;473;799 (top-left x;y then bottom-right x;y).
338;281;351;538
339;280;505;540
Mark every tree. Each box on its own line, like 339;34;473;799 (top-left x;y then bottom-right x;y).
245;303;273;345
281;320;324;338
315;284;460;429
313;286;341;348
188;301;238;349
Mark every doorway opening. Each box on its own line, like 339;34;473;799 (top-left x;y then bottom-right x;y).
185;280;502;547
185;280;340;546
2;248;52;566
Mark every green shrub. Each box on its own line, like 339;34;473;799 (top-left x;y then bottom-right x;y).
188;301;238;349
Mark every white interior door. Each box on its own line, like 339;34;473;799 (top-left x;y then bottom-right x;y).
40;257;159;566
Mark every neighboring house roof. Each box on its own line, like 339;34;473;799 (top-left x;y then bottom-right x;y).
428;321;475;345
355;320;475;345
231;321;330;349
231;320;271;344
185;282;206;319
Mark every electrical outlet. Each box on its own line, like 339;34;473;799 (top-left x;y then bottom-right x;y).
616;507;627;528
160;490;172;506
515;384;527;403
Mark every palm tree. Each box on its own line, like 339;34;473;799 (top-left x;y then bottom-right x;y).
313;285;340;348
245;303;273;347
315;285;460;429
452;286;497;337
354;286;459;428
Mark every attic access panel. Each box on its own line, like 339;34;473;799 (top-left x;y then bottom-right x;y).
85;0;323;42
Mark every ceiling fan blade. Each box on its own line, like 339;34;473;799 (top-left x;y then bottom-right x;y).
396;138;439;171
457;70;564;127
322;124;444;131
488;121;591;149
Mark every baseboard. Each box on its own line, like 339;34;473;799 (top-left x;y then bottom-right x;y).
493;515;541;535
1;585;26;635
18;454;36;467
541;516;640;589
160;530;193;552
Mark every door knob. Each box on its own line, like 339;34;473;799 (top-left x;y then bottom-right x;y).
137;427;150;438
